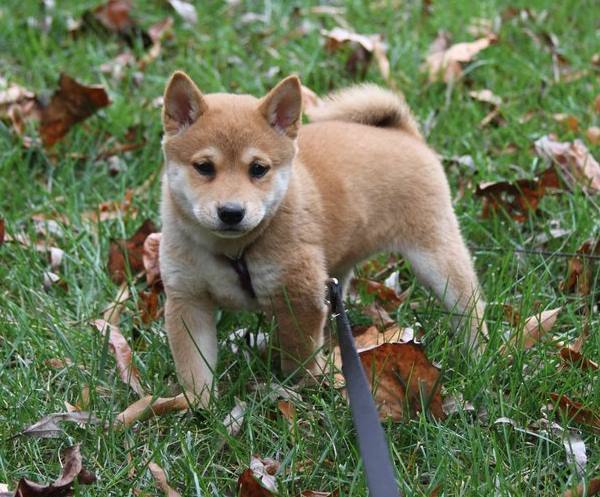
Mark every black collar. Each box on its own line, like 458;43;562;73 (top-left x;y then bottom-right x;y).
225;253;256;299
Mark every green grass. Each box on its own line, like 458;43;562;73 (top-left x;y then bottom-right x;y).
1;0;599;495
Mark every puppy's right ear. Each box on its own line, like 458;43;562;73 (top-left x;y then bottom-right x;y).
162;71;208;135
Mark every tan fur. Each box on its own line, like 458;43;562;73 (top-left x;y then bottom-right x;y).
159;72;486;405
307;83;422;139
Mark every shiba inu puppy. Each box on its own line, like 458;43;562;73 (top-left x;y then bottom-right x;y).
159;71;486;405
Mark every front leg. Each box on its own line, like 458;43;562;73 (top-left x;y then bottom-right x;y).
268;260;328;379
165;291;216;406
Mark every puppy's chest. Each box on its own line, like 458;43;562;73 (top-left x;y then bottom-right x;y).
197;253;282;310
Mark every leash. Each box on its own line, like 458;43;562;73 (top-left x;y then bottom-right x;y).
327;279;401;497
226;256;401;495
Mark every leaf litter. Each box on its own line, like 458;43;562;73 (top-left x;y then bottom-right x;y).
330;324;444;421
423;31;497;83
15;412;101;439
93;319;145;396
148;462;183;497
5;444;96;496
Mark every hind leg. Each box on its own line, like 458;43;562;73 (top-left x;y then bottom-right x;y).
398;229;487;351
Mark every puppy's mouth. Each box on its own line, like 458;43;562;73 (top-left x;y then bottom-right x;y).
211;227;250;239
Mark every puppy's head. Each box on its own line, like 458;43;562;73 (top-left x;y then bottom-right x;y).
161;72;302;239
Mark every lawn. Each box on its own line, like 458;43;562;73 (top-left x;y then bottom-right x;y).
1;0;599;496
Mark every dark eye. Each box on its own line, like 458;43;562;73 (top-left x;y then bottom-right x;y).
193;161;215;177
249;162;270;179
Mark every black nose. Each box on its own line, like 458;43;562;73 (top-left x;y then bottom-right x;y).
217;203;245;225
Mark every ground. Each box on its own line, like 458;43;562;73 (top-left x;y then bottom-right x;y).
0;0;598;496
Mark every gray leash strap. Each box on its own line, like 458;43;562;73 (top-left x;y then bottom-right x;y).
327;279;401;497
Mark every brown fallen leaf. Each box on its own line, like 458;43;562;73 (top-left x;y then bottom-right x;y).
361;301;395;329
39;74;110;147
534;134;600;194
563;478;600;497
423;32;496;83
550;393;600;432
501;307;561;352
148;462;183;497
108;218;158;284
238;469;276;497
93;319;144;396
84;0;152;48
553;113;579;132
16;412;100;439
352;277;407;311
13;444;96;496
116;393;189;427
321;27;389;82
139;286;162;324
561;239;599;296
332;325;443;421
475;167;561;222
558;347;599;371
143;232;162;287
247;456;279;494
277;400;296;425
0;219;4;245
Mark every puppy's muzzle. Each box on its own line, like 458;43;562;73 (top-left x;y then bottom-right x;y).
217;203;245;226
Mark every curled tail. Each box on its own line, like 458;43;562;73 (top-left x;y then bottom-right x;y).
306;84;422;140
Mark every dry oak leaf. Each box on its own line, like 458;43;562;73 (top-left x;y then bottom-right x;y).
423;32;496;83
237;469;276;497
13;444;96;497
558;323;598;371
139;287;162;324
550;393;600;432
108;218;158;284
116;393;189;427
16;412;100;439
84;0;152;48
475;167;561;222
39;73;110;147
321;27;390;82
148;462;183;497
93;319;144;396
501;307;561;352
352;277;407;311
563;478;600;497
561;239;599;296
534;135;600;194
332;325;443;421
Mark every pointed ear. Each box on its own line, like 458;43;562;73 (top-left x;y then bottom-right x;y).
162;71;208;135
259;76;303;138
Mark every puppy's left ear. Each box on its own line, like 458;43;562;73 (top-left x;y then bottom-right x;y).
162;71;208;135
259;76;302;138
